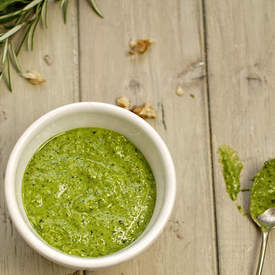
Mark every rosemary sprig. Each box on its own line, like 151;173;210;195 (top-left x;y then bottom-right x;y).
0;0;103;92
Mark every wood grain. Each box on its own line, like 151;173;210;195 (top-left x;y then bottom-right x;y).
4;1;275;274
0;2;80;275
205;0;275;274
79;1;217;274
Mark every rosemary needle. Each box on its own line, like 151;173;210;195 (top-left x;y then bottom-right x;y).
88;0;104;18
1;38;8;65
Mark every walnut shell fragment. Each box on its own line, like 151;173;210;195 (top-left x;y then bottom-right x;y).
176;86;184;96
116;97;157;120
43;54;53;66
22;71;45;85
116;96;130;109
128;39;153;55
131;103;157;119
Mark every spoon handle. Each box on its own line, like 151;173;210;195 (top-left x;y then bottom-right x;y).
256;230;269;275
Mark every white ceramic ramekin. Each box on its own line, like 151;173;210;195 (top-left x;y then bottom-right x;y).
5;102;176;270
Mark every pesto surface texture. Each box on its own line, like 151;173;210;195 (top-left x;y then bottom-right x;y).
250;159;275;223
22;128;156;257
218;145;243;201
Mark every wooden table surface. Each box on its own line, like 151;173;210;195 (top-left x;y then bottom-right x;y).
1;1;275;274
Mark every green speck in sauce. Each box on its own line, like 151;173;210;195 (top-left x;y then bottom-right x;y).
236;204;248;216
22;128;156;257
250;159;275;227
218;145;243;201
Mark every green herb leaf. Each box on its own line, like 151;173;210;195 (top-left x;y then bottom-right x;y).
9;42;22;72
60;0;69;23
22;0;43;12
41;0;48;28
30;6;41;50
0;0;43;23
1;38;9;64
16;22;32;55
6;54;12;92
87;0;104;18
0;23;25;42
0;0;29;12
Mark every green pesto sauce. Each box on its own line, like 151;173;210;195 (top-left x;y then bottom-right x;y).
250;159;275;225
22;128;156;257
218;145;243;201
236;204;248;217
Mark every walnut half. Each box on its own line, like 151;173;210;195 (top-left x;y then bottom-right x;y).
22;71;45;85
131;103;157;119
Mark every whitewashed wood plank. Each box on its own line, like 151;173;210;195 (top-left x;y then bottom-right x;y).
205;0;275;274
79;1;217;274
0;2;80;274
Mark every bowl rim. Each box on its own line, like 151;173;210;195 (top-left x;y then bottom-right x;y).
5;102;176;269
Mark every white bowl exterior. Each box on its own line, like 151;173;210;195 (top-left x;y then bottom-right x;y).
5;102;176;270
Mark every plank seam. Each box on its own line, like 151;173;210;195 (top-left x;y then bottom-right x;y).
77;0;82;102
76;0;84;272
201;1;221;274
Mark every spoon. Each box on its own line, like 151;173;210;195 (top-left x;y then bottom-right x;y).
255;208;275;275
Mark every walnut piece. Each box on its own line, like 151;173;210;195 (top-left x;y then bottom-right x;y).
43;54;53;66
128;38;153;55
22;71;45;85
117;96;130;109
131;103;157;119
176;86;184;96
116;97;157;119
129;39;137;49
